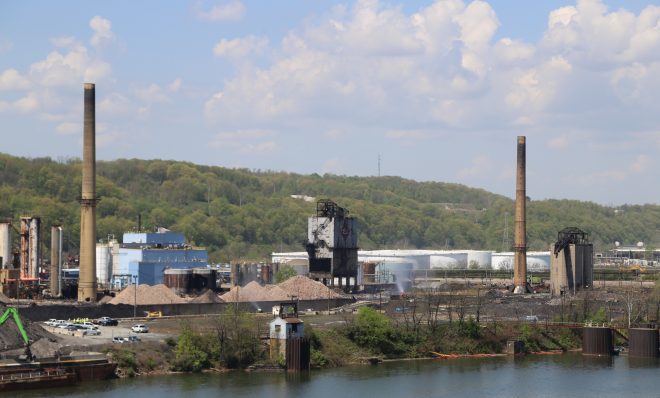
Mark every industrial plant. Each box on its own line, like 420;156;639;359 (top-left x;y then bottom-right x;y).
0;85;658;390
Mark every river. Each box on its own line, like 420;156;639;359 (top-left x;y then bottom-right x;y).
15;354;660;398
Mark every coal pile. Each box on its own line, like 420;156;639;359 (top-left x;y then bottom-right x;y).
0;314;56;353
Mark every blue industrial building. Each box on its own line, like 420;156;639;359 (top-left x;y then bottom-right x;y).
99;229;209;289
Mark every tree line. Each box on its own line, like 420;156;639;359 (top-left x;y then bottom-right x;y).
0;153;658;263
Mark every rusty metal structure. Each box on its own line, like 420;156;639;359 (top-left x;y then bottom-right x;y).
286;337;311;372
163;268;192;295
78;83;98;302
305;199;358;291
20;217;29;278
628;328;659;358
50;225;62;297
513;136;529;293
550;227;593;296
582;326;613;356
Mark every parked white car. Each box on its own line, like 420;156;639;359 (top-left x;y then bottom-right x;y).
131;324;149;333
83;329;101;336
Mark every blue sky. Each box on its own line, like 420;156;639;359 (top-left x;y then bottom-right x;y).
1;0;659;205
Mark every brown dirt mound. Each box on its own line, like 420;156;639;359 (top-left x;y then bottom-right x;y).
220;282;290;302
278;275;343;300
190;290;224;303
109;284;187;305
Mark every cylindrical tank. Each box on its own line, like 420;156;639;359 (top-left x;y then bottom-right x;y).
527;251;551;271
0;220;11;268
628;328;659;358
492;252;514;271
192;268;217;291
467;250;492;269
362;262;376;283
429;252;468;269
582;327;613;356
260;264;271;284
164;268;192;295
96;244;112;287
29;217;40;278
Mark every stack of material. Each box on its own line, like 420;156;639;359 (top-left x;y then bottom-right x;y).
220;281;290;302
220;276;344;302
109;284;187;305
190;289;224;303
278;275;344;300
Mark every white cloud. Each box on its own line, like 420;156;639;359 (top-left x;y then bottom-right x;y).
56;122;80;135
209;129;277;154
196;0;245;22
213;36;268;58
630;154;650;173
0;69;30;90
457;155;492;178
168;78;182;92
547;134;569;149
14;93;39;112
135;84;170;103
89;16;115;47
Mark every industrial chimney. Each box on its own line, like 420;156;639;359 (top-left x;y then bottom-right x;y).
513;136;529;294
78;83;98;302
50;225;62;297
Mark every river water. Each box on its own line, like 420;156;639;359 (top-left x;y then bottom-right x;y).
15;354;660;398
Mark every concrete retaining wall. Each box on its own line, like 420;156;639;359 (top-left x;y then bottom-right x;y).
19;298;355;322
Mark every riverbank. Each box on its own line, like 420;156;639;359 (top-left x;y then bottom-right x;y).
104;308;584;377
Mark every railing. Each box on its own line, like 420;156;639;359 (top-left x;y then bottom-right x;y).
0;369;68;381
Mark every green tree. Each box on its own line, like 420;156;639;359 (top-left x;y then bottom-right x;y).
274;265;298;283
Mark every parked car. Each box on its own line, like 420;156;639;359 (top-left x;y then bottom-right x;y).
112;336;125;343
81;321;98;330
124;336;141;342
84;329;101;336
94;317;118;326
44;319;59;326
131;324;149;333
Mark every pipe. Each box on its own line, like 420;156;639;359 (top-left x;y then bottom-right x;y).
29;217;40;279
513;136;528;293
78;83;98;302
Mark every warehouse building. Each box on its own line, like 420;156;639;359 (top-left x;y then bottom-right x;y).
96;228;208;289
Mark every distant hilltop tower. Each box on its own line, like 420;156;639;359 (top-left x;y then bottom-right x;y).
513;136;530;294
78;83;98;302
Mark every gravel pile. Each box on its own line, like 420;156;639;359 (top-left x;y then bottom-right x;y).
278;275;343;300
190;289;224;303
221;276;343;302
109;284;187;305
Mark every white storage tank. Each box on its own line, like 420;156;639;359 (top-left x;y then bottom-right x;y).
467;250;492;269
527;251;550;271
96;243;112;287
492;252;514;271
430;252;468;269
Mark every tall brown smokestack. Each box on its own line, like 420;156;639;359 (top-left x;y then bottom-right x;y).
513;136;528;293
78;83;98;302
50;225;62;297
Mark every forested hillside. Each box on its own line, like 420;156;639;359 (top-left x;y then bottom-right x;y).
1;153;658;262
